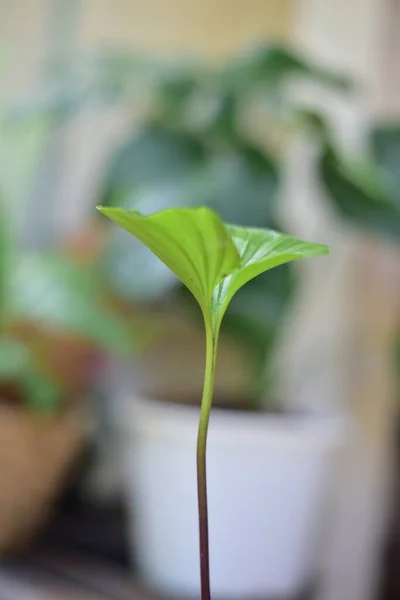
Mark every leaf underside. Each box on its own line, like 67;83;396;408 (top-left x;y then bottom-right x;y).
97;206;330;333
97;206;241;316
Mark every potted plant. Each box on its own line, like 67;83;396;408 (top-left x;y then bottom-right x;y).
98;204;338;600
26;40;355;594
0;116;133;554
59;43;352;598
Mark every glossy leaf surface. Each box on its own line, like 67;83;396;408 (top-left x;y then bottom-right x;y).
97;206;241;316
98;207;329;332
212;225;330;328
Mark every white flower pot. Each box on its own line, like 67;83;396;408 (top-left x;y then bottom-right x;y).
122;397;344;599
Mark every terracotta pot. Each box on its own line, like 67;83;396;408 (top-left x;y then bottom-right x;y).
0;401;84;554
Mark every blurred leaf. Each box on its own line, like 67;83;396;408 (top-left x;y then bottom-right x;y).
294;108;333;141
221;42;352;96
371;123;400;206
396;337;400;379
154;72;200;123
0;116;50;231
0;336;63;410
0;336;32;379
204;145;279;226
223;263;293;382
22;369;63;412
120;144;279;225
225;264;292;341
103;137;279;225
0;115;49;328
319;145;400;240
100;126;206;206
10;253;133;355
0;200;11;329
97;206;241;319
104;231;178;301
202;92;238;140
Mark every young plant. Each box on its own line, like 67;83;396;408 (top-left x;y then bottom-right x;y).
97;205;329;600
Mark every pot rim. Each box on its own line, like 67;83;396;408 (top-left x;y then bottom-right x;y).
121;394;347;450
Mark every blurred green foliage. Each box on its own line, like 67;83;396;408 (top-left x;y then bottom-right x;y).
12;39;400;407
0;115;133;412
90;43;399;402
297;111;400;241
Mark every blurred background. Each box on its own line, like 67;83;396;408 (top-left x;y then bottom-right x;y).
0;1;399;599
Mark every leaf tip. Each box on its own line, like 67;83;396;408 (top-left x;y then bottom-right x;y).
96;205;123;223
96;205;108;216
303;241;330;257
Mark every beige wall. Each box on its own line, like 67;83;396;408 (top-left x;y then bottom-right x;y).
0;0;48;99
57;0;294;232
1;0;293;83
82;0;293;58
1;0;294;230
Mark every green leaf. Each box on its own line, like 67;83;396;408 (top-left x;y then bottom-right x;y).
0;337;32;380
204;147;279;227
22;370;63;412
370;123;400;207
100;127;206;207
98;207;329;333
212;225;330;329
119;145;279;227
0;116;50;232
104;226;179;301
0;117;49;328
319;145;400;240
0;336;63;411
221;43;352;95
10;253;133;355
97;206;241;316
224;263;292;350
222;264;293;400
0;200;11;330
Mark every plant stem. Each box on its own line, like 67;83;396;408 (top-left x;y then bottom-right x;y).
197;319;218;600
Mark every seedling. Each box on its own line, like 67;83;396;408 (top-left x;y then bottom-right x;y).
98;205;329;600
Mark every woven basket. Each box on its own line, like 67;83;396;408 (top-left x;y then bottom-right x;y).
0;402;84;554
